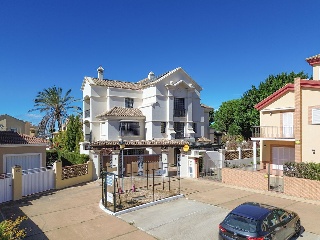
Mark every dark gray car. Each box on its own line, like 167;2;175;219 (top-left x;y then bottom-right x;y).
218;202;301;240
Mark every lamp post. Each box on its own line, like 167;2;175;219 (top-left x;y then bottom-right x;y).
119;138;125;192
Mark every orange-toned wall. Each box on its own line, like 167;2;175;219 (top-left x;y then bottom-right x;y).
301;88;320;163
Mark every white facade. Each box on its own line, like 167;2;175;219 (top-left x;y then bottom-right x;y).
81;67;212;147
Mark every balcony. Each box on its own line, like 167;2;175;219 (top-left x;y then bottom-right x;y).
175;132;184;139
252;126;294;139
173;109;186;117
84;109;90;118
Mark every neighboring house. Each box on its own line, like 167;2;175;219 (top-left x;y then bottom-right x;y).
0;131;47;174
81;66;213;164
0;114;38;137
252;53;320;172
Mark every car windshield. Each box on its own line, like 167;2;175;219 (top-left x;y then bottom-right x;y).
224;213;258;233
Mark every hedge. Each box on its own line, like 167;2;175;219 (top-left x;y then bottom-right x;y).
46;149;90;167
283;162;320;181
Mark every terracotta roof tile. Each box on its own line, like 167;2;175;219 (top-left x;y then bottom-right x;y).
91;138;189;148
197;136;211;142
0;131;48;145
96;107;145;118
91;78;141;90
306;54;320;66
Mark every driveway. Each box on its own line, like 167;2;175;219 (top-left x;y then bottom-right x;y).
1;178;320;239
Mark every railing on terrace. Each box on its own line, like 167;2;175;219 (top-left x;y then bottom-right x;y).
84;109;90;118
173;109;186;117
252;126;294;139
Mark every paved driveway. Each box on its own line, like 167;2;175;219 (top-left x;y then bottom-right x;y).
1;178;320;240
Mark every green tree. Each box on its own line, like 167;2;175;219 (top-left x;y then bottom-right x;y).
29;86;81;137
212;99;241;135
64;115;84;153
235;71;309;139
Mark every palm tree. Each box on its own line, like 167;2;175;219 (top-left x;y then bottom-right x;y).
29;86;81;137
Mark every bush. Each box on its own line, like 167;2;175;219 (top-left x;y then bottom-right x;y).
283;162;320;181
46;149;90;167
0;216;28;240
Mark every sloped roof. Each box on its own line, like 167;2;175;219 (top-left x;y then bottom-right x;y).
0;131;48;145
81;67;202;91
90;138;189;148
200;103;213;110
255;80;320;110
96;107;145;118
306;54;320;66
197;136;211;142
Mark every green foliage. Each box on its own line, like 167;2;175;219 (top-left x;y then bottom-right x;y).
211;99;241;135
64;115;84;153
29;86;81;137
284;162;320;181
212;71;309;139
58;150;89;165
46;149;89;166
0;216;28;240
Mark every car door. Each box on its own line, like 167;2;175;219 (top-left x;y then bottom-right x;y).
264;211;286;240
273;209;294;239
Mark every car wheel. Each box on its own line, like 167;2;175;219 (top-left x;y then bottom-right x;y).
294;220;301;236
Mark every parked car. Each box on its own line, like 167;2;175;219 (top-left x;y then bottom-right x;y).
218;202;301;240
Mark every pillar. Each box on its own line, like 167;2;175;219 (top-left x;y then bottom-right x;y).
12;165;22;201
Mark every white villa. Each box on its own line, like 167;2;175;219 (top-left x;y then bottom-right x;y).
81;66;213;166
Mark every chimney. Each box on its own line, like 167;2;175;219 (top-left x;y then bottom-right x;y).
148;71;155;81
97;66;104;80
306;54;320;80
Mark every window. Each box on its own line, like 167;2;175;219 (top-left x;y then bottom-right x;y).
101;122;106;136
161;122;166;133
312;108;320;124
192;123;197;133
125;98;134;108
120;122;140;136
174;122;184;139
174;98;185;117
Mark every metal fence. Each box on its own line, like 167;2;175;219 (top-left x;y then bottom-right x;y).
101;169;181;213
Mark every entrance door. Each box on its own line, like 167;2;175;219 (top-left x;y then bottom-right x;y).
282;113;293;138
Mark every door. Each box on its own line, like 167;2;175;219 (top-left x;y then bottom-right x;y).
4;154;41;173
282;113;293;138
272;147;294;171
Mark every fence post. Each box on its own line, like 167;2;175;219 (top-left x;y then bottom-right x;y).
237;147;241;160
54;161;62;189
12;165;22;201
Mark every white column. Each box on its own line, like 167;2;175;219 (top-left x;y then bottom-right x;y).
253;141;257;170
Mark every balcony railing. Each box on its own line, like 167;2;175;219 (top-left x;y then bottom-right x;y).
252;126;294;139
175;132;184;139
174;109;186;117
84;109;90;118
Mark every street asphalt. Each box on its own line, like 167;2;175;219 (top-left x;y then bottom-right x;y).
0;178;320;239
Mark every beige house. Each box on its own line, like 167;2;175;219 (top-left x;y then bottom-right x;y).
252;54;320;172
0;114;38;137
0;131;47;174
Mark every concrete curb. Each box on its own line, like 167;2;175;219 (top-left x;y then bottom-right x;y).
99;194;185;216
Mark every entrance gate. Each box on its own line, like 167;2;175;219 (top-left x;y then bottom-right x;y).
0;173;12;203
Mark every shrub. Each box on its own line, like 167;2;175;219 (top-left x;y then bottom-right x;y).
0;216;28;240
283;162;320;181
46;149;90;167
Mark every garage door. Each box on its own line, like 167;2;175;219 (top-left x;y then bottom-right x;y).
4;154;42;173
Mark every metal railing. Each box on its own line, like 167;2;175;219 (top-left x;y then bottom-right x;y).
252;126;294;139
85;134;91;142
173;109;186;117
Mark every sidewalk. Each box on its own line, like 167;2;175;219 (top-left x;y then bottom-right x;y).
0;178;319;239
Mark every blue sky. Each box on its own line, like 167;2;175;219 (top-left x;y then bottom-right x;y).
1;0;319;125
